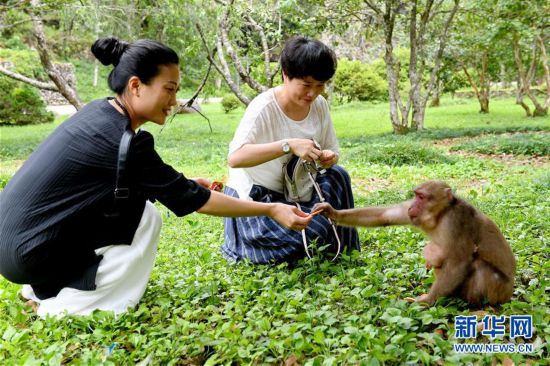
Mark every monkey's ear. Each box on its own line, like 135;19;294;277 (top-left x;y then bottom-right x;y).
445;188;454;202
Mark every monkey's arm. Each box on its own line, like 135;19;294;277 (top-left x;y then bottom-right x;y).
419;260;471;304
312;201;412;227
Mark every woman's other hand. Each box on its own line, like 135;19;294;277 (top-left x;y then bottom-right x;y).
288;138;322;162
319;150;338;168
270;203;312;231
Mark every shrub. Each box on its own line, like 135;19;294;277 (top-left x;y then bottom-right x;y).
334;58;388;102
0;76;54;125
221;94;241;113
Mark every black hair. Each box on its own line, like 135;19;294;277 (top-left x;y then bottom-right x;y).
280;36;337;82
91;37;179;94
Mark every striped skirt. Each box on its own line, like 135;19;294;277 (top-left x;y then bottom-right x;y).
222;165;360;264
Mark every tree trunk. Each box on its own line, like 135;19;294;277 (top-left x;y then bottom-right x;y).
325;80;334;107
381;0;457;132
462;65;486;113
516;78;532;116
27;0;83;109
512;35;547;117
532;104;547;116
412;107;426;128
408;0;423;131
479;95;489;113
430;80;441;107
499;62;508;88
479;52;490;113
536;34;549;113
430;94;440;107
381;0;408;134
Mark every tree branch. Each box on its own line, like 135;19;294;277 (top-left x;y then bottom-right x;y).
0;65;58;91
363;0;381;14
0;18;33;31
245;14;277;87
219;0;266;93
27;0;83;109
421;0;460;107
461;63;481;99
195;23;250;105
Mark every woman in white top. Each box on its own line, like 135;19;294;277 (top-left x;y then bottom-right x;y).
223;36;359;263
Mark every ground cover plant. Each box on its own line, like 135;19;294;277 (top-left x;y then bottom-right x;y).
0;97;548;365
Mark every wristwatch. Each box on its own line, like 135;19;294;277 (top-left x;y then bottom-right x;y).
281;140;291;154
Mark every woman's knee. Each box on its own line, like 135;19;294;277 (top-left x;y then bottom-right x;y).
329;164;351;181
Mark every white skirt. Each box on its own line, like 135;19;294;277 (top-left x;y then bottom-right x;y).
21;201;162;317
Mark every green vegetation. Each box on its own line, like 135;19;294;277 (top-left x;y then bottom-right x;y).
0;49;54;126
0;98;548;364
221;94;241;114
334;58;388;102
451;132;550;156
0;77;54;126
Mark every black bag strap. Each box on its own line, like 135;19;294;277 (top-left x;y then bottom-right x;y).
111;97;134;201
114;129;134;200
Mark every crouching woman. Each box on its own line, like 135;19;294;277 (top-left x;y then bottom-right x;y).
0;37;311;317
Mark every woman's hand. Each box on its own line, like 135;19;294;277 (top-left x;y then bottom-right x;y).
288;138;322;162
311;202;340;222
270;203;312;231
319;150;338;168
192;177;212;189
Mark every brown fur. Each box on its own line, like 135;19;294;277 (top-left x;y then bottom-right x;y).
312;180;516;306
409;181;515;306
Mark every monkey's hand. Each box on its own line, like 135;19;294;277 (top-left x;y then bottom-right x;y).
311;202;339;221
414;294;435;304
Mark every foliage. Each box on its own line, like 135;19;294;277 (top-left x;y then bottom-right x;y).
0;49;48;80
221;94;241;113
0;77;54;126
0;99;549;363
334;58;388;102
71;58;113;102
451;132;550;156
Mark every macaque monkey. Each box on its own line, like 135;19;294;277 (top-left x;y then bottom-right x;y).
313;181;516;306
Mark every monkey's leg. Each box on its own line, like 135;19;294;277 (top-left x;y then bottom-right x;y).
461;260;513;306
416;260;471;304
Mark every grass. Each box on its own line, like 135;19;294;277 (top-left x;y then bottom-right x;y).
0;97;549;364
450;132;550;156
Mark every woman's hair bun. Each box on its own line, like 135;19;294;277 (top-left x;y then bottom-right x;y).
91;37;129;66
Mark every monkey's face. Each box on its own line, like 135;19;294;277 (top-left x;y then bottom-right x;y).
409;181;454;230
408;191;429;227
